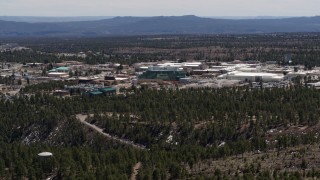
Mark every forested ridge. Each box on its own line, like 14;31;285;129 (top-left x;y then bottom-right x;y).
2;84;320;178
2;34;320;67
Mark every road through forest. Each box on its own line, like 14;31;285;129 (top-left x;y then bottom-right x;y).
76;114;146;150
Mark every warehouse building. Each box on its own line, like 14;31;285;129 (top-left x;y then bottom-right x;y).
98;87;117;96
138;66;186;82
87;87;117;96
220;71;284;82
47;72;69;78
49;67;69;73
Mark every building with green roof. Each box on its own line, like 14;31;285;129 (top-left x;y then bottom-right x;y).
87;91;103;96
139;66;186;81
86;87;117;97
48;67;69;73
99;87;116;96
56;67;69;72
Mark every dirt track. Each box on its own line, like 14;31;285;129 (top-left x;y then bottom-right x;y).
130;162;142;180
76;114;146;150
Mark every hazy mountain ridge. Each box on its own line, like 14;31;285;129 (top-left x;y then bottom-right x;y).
0;16;115;23
0;15;320;36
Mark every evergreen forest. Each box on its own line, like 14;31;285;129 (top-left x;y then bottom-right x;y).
1;85;320;179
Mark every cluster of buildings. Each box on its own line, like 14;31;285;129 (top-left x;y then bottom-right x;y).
0;43;30;52
0;61;122;97
134;60;313;89
2;58;320;98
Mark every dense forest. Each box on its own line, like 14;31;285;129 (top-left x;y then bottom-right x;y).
1;33;320;66
2;34;320;178
2;83;320;178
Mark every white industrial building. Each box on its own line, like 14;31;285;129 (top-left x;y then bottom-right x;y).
156;62;203;69
219;71;284;82
47;72;69;78
284;72;307;80
307;81;320;88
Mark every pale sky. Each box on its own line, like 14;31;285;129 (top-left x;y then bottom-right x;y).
1;0;319;17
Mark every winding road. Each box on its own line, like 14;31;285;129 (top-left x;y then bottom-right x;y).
76;114;146;150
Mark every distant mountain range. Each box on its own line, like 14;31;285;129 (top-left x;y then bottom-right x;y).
0;16;293;22
0;15;320;37
0;16;115;23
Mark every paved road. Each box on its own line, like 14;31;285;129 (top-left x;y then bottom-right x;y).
76;114;146;150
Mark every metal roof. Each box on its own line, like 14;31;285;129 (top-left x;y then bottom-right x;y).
56;67;69;71
89;91;103;95
99;87;116;92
